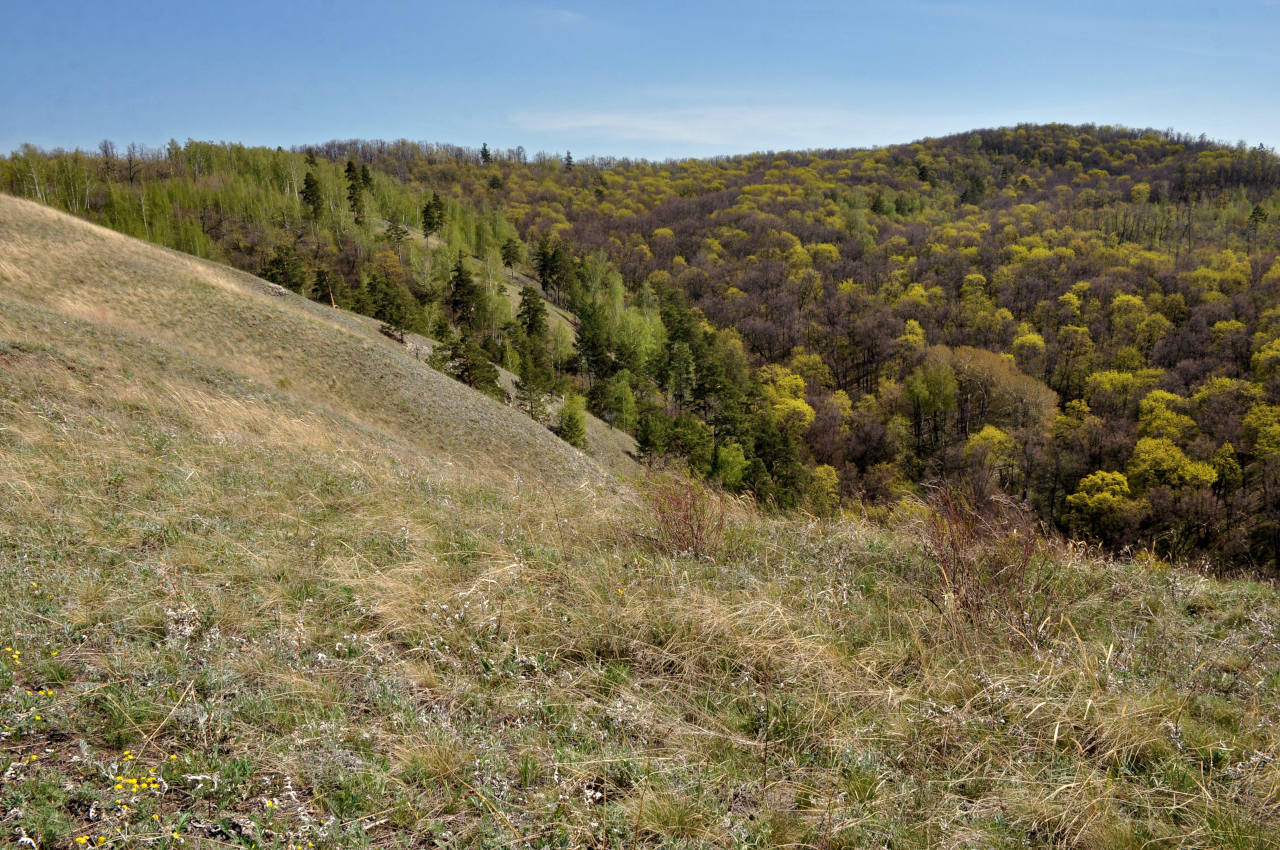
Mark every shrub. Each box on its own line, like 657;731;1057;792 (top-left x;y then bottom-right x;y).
914;484;1056;644
638;471;726;560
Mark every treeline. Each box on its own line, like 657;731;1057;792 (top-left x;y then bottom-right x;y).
6;125;1280;570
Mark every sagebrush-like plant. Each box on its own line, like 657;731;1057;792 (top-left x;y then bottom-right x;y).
915;484;1057;645
638;472;727;560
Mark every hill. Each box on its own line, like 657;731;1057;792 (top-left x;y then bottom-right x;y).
6;127;1280;569
3;193;1280;848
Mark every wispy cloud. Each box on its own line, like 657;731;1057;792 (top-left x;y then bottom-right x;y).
511;105;883;149
532;8;587;27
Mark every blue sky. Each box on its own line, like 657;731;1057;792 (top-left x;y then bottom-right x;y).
3;0;1278;160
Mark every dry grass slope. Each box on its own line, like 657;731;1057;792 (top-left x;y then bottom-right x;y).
0;194;629;490
1;193;1280;849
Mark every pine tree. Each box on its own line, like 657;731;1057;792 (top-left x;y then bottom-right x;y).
344;160;364;223
517;285;548;340
441;337;504;401
480;142;491;165
448;257;481;331
385;221;408;249
311;267;341;307
557;393;587;448
422;191;444;237
516;353;549;422
300;171;323;220
501;238;523;276
262;245;307;292
564;150;574;172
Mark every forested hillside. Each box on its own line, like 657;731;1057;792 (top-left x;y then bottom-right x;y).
6;125;1280;569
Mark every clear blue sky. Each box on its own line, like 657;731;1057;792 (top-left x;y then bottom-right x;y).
3;0;1278;160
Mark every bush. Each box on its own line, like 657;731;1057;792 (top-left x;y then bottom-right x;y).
914;484;1056;644
639;472;726;560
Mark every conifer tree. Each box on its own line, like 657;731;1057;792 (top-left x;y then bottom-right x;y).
440;336;504;401
480;143;491;164
448;256;481;331
422;191;445;237
344;160;364;223
301;171;323;220
500;238;523;276
517;284;548;340
516;353;549;422
557;393;587;448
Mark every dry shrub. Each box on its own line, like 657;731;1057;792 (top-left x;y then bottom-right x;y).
914;483;1057;644
638;471;727;560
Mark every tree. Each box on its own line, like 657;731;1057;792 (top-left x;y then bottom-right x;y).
422;192;444;237
480;142;492;164
557;393;587;448
517;285;548;340
311;267;341;307
501;238;524;276
515;353;550;422
441;337;505;401
262;245;307;293
1066;470;1144;543
448;257;482;331
564;150;574;171
301;171;323;220
601;372;637;431
1126;437;1217;493
385;221;409;252
344;160;364;223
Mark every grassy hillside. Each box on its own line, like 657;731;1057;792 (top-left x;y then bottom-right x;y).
3;195;1280;848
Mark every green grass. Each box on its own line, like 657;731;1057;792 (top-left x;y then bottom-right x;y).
3;194;1280;847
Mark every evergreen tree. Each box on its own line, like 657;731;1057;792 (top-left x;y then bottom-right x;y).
516;352;550;422
385;221;408;249
501;237;523;275
517;285;549;340
422;191;444;237
564;150;574;171
447;257;481;331
480;142;491;164
301;171;323;220
311;267;341;307
344;160;365;223
441;337;504;401
557;393;587;448
262;245;307;292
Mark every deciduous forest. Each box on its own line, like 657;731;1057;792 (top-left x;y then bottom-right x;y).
7;124;1280;570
